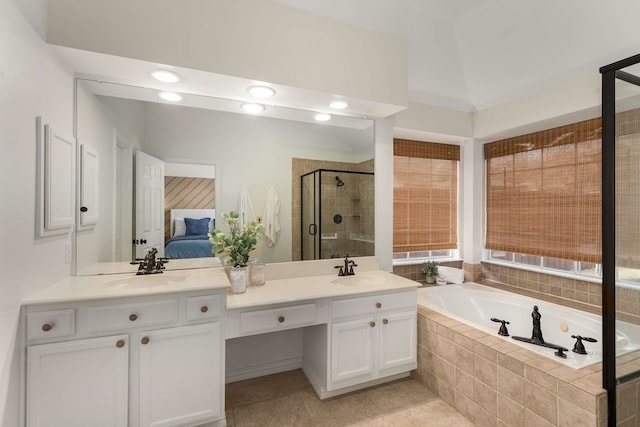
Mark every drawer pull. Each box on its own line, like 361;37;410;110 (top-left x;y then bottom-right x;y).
200;305;208;313
376;302;382;309
278;316;285;323
129;313;138;321
116;339;125;348
141;336;150;345
369;321;376;328
383;319;389;325
41;323;53;332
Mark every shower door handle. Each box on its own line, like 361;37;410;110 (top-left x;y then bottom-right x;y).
308;224;317;235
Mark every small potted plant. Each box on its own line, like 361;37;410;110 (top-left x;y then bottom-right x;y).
421;260;439;284
209;211;263;293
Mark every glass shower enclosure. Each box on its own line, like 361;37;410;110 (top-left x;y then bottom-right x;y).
300;169;374;260
601;53;640;427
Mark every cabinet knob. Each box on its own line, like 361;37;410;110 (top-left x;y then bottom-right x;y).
80;206;88;213
376;302;382;309
278;316;285;323
141;336;150;345
369;321;376;328
200;305;208;313
383;319;389;325
129;313;138;321
116;339;125;348
41;323;53;332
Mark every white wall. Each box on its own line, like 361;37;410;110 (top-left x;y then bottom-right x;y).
75;87;145;272
142;103;373;263
0;0;74;424
46;0;408;108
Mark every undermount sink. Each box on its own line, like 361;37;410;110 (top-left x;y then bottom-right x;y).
102;274;189;289
330;272;386;287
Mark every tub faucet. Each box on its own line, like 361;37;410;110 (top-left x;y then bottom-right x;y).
490;318;510;336
571;335;597;355
335;255;357;276
512;305;567;357
130;248;169;275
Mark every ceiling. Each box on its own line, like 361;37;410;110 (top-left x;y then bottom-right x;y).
275;0;640;112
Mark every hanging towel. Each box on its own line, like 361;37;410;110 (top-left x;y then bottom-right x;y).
262;185;281;247
237;186;256;228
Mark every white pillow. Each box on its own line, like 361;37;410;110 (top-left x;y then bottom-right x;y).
173;218;186;237
438;266;465;284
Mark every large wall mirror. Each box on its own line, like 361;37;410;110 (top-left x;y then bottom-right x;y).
74;79;375;275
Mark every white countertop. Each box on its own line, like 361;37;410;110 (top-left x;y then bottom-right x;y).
226;270;418;309
22;267;230;305
23;256;418;308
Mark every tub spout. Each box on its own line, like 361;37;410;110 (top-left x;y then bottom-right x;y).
512;306;566;352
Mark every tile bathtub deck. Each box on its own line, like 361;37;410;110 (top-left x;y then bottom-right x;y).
225;369;474;427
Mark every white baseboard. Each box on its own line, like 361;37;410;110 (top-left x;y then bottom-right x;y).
225;357;302;383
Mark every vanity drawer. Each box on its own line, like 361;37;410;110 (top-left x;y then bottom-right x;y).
332;290;416;320
186;294;222;321
87;300;178;333
240;303;317;335
27;309;75;340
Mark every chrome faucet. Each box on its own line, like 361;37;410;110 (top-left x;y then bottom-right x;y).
335;255;357;276
130;248;169;275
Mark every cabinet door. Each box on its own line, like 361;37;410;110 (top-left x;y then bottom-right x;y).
27;335;129;427
330;318;375;384
138;322;223;427
378;311;417;371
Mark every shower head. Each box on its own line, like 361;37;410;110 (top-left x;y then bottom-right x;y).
335;176;344;187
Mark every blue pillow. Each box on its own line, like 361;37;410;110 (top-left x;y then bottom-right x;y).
185;217;210;236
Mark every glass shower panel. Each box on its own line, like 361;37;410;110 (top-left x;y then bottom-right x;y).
300;169;374;260
614;64;640;426
301;171;319;260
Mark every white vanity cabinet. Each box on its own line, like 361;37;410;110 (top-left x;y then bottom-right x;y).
301;288;417;399
27;334;129;427
328;290;417;391
24;291;226;427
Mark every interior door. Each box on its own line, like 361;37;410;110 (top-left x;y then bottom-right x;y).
135;151;164;258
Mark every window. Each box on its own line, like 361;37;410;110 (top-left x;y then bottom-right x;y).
393;139;459;260
484;119;602;266
488;250;600;278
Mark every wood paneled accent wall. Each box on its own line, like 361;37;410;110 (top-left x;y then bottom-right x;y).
164;177;215;241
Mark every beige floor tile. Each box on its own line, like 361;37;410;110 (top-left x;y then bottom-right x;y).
226;369;473;426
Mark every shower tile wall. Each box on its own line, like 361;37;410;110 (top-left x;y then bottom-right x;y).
291;158;373;261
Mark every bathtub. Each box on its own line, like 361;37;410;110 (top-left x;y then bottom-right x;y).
417;282;640;369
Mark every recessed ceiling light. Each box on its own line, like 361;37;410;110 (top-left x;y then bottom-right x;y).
314;113;331;122
241;103;266;114
329;100;348;109
158;92;183;102
248;85;276;99
151;69;180;83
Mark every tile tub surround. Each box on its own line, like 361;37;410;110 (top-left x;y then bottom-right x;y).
482;262;640;325
415;306;607;427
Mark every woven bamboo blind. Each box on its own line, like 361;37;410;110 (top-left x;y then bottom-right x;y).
485;119;602;264
393;139;459;253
